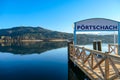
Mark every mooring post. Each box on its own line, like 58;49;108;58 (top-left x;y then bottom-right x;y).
97;40;102;58
93;40;102;51
93;40;102;58
97;40;102;51
93;40;97;50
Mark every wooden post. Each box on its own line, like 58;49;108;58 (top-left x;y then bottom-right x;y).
93;40;102;51
96;40;102;58
114;45;117;55
105;52;109;80
97;40;102;51
91;53;93;69
68;41;73;60
93;41;97;50
108;44;110;53
116;45;118;55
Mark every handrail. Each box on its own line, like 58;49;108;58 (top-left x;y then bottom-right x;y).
108;44;118;55
71;44;120;58
69;44;120;80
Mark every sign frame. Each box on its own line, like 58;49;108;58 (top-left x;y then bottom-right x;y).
73;18;120;45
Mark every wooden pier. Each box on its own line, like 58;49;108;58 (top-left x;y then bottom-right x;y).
68;42;120;80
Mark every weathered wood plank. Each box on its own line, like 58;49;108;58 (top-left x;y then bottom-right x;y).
93;58;105;70
105;55;109;80
69;44;120;80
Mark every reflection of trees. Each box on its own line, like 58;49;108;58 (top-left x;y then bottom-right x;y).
0;42;67;55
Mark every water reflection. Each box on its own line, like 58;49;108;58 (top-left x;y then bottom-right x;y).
68;60;90;80
0;41;92;80
0;47;68;80
0;42;67;54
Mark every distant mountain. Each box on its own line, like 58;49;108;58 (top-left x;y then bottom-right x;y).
0;26;73;40
0;26;118;44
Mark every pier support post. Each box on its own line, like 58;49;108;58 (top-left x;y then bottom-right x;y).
93;41;97;50
98;40;102;51
93;40;102;58
93;40;102;51
68;41;73;61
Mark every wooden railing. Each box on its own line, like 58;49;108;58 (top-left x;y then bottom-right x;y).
108;44;118;55
69;44;120;80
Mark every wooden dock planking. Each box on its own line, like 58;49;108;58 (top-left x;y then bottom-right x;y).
70;55;120;80
68;43;120;80
70;56;98;80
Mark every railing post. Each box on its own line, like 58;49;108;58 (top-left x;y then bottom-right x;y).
116;45;118;55
108;44;110;53
91;53;93;69
105;52;109;80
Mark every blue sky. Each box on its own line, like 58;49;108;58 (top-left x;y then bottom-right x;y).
0;0;120;33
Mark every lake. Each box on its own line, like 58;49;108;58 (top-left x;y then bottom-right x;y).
0;42;111;80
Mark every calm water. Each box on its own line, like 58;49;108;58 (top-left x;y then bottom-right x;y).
0;42;109;80
0;42;68;80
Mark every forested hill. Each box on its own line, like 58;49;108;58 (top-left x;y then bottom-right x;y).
0;26;117;43
0;26;72;40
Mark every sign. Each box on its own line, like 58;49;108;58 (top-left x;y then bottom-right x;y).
73;18;120;45
76;25;118;31
75;18;118;31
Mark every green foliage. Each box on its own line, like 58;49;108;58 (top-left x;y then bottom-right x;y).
0;26;73;40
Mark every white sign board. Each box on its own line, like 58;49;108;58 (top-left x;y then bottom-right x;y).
75;18;118;31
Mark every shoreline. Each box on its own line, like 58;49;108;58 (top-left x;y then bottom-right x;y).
0;39;68;42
